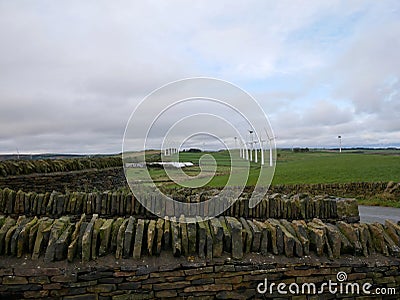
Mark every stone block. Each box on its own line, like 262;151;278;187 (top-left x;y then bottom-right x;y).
9;216;28;255
123;216;135;258
155;218;164;255
15;267;62;277
133;219;145;259
63;295;97;300
118;281;141;290
147;219;156;255
278;219;303;257
28;276;50;284
368;223;388;255
171;217;181;257
379;223;400;257
91;218;105;260
306;222;325;256
31;217;53;260
385;219;400;246
219;216;231;253
153;281;190;291
263;220;278;255
225;216;243;259
291;220;309;255
67;214;85;262
196;216;206;259
239;217;252;253
28;221;39;254
204;218;213;259
2;276;28;285
51;273;77;283
23;290;49;298
323;223;342;259
336;198;360;223
87;284;116;293
82;214;98;262
209;217;223;257
0;216;16;254
247;220;261;252
337;221;363;255
99;218;113;256
110;217;124;252
163;217;171;250
155;290;178;298
16;216;38;258
356;223;373;256
115;218;128;259
252;220;268;255
54;223;73;260
179;215;188;256
184;283;232;292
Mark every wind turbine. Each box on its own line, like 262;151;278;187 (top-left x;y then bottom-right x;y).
239;140;244;158
259;138;265;165
254;140;258;163
241;140;247;160
264;128;276;167
248;130;254;161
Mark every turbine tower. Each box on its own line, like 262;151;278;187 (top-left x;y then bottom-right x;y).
248;130;254;161
264;128;275;167
260;138;265;165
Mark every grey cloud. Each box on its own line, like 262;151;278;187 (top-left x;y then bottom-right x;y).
0;1;399;153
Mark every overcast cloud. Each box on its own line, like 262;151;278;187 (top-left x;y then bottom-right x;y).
0;1;399;153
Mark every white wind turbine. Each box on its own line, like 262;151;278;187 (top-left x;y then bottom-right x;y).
248;130;254;161
254;140;258;163
259;137;266;165
263;128;276;167
240;140;245;159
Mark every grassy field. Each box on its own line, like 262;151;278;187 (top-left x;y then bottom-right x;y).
125;149;400;206
273;150;400;185
157;149;400;184
126;149;400;186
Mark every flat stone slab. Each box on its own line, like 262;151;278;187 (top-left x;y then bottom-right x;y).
133;219;145;259
0;214;399;261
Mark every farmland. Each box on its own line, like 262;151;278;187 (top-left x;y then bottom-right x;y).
125;149;400;185
125;149;400;207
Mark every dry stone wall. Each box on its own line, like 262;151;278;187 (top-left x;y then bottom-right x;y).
0;214;399;262
0;156;122;177
0;255;399;299
0;167;126;193
0;188;360;223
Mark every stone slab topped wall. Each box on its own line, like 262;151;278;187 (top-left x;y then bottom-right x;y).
0;214;399;262
271;181;400;198
0;167;126;193
0;188;359;222
0;255;399;299
0;156;122;177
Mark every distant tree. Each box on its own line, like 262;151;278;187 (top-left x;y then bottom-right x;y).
187;148;202;153
293;147;309;153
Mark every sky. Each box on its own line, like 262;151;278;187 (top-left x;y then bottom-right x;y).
0;1;399;153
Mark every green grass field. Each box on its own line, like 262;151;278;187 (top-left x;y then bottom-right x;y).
273;150;400;185
161;150;400;184
125;149;400;206
126;149;400;186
